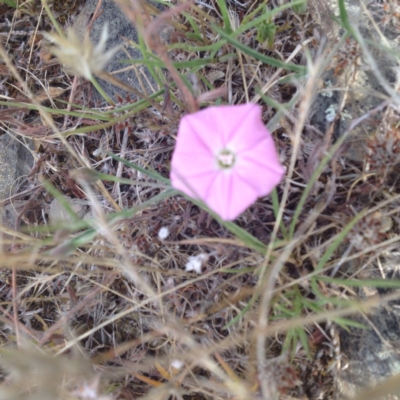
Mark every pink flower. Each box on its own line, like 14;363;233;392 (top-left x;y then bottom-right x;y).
170;104;284;221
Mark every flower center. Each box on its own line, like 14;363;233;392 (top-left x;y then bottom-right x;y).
217;149;236;169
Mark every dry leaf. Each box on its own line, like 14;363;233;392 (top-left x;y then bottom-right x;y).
39;45;52;63
206;70;225;84
34;86;66;103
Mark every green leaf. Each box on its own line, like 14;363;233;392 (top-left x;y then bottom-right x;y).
221;220;267;254
333;317;367;330
256;21;277;49
168;42;224;52
0;101;110;121
0;0;17;7
173;57;217;68
338;0;353;34
185;32;205;41
124;56;236;70
135;20;164;87
215;0;232;34
184;12;204;41
237;0;306;36
282;328;294;353
297;326;311;358
291;0;308;14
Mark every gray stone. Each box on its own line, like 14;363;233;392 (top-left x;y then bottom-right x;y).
0;133;33;200
0;133;34;229
73;0;164;103
1;204;19;232
337;305;400;398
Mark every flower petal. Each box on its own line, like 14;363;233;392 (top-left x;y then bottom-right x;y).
225;104;274;153
171;151;216;178
235;137;285;195
172;116;215;155
204;171;260;220
171;169;218;201
211;104;258;148
183;110;225;152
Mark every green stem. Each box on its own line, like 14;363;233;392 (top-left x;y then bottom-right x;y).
90;75;115;105
41;0;64;37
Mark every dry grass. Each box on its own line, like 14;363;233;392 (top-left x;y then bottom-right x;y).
1;0;400;399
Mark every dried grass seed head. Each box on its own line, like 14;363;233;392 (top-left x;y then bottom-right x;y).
44;24;118;80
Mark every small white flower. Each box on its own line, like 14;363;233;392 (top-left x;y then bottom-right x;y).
45;24;119;80
158;227;170;240
185;253;208;274
171;359;184;370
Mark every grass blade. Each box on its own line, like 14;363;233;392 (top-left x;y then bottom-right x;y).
108;153;170;184
215;0;232;34
213;25;306;73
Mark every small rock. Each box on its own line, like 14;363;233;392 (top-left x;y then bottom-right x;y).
337;304;400;399
0;133;33;200
0;132;34;229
